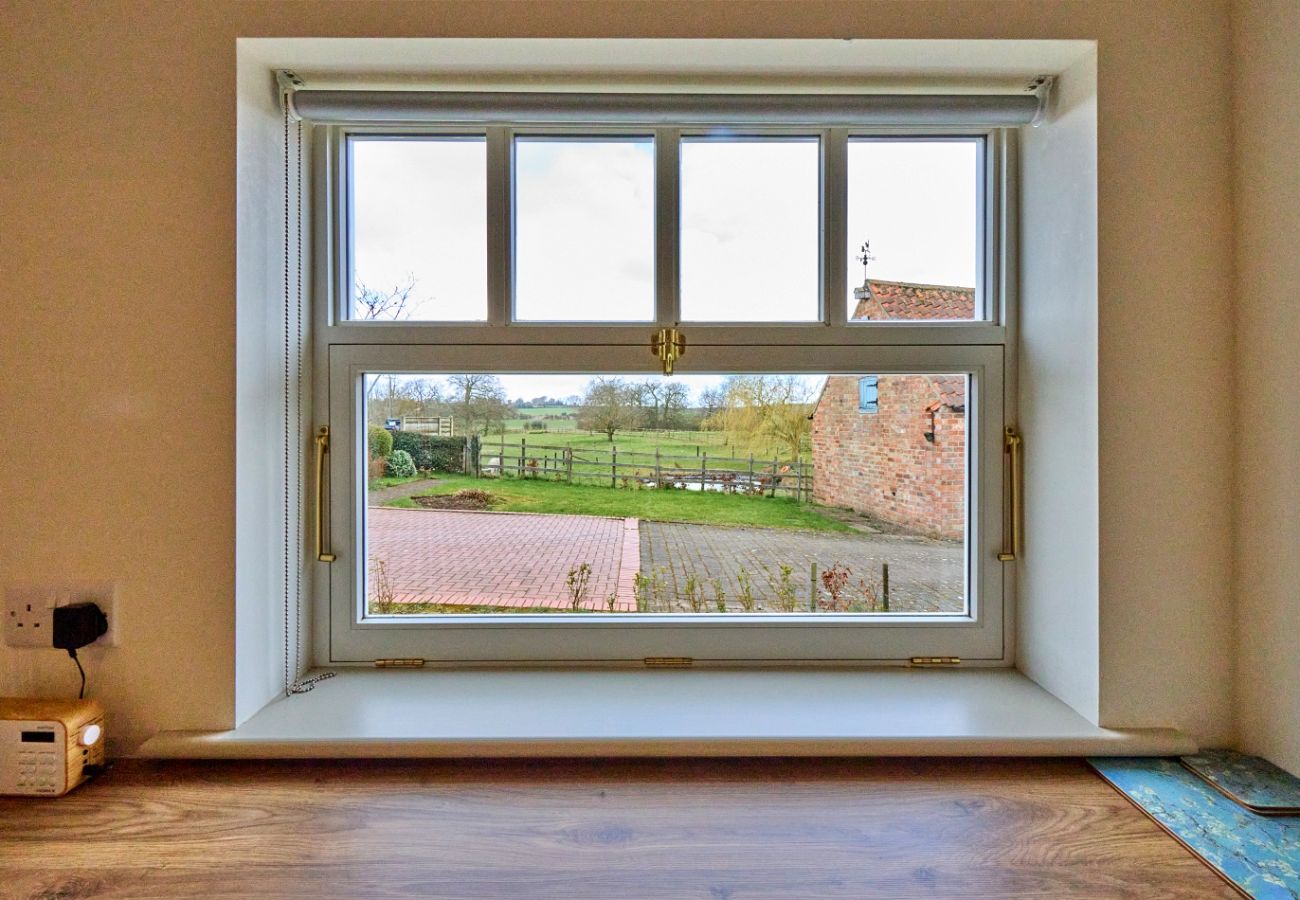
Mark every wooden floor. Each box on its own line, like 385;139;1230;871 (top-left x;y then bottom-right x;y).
0;758;1236;899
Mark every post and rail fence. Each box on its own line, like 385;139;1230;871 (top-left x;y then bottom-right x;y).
475;439;815;502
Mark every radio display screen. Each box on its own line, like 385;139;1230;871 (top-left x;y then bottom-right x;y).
20;731;57;743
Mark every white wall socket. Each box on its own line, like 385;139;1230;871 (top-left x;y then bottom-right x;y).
3;582;118;649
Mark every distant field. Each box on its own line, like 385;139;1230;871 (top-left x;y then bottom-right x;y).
504;405;579;432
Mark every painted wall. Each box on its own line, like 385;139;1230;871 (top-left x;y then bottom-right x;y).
0;1;1239;751
1232;0;1300;775
1018;49;1101;723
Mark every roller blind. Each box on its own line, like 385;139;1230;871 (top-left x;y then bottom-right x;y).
287;89;1043;127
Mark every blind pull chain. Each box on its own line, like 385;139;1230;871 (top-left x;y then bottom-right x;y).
281;72;334;697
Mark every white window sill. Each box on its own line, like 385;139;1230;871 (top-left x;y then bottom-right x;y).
138;668;1192;758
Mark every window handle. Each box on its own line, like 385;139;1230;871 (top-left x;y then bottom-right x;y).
651;328;685;376
314;426;336;563
998;427;1023;562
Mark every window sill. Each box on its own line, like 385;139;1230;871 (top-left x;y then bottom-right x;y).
138;668;1192;758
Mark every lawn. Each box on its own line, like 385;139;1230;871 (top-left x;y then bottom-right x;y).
382;474;852;533
367;474;427;492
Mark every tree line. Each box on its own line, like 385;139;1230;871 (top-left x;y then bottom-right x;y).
368;373;816;457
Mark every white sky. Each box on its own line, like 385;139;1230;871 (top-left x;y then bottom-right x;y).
351;136;978;324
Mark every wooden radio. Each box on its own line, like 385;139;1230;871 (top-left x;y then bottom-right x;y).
0;697;106;797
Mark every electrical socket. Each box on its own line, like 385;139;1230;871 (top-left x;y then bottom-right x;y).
3;585;56;647
4;582;117;649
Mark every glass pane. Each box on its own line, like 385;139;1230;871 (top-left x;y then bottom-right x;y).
350;137;488;321
514;137;655;322
363;372;966;616
846;139;981;321
680;138;820;322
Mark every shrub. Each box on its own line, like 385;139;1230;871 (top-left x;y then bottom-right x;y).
390;431;467;473
386;449;417;478
368;425;393;460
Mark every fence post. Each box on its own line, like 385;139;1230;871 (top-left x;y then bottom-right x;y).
748;455;754;495
769;457;778;498
499;435;505;478
655;447;661;488
882;562;890;613
611;445;618;488
810;562;818;612
566;447;573;484
520;436;527;479
701;452;708;493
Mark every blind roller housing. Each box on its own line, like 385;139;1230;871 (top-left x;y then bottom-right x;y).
288;89;1043;127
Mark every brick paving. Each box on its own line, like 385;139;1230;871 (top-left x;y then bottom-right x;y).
638;521;965;613
368;508;638;611
369;508;963;615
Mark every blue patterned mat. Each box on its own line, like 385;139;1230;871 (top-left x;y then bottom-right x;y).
1090;757;1300;899
1183;750;1300;814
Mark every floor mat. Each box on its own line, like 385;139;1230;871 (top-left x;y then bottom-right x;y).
1182;750;1300;815
1089;757;1300;898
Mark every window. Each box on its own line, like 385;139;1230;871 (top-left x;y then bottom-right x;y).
858;376;879;413
315;109;1013;665
513;136;655;322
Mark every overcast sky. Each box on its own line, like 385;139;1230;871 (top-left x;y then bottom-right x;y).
351;135;978;324
370;373;827;406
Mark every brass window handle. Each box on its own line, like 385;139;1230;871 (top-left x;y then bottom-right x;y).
998;426;1023;562
651;328;685;376
314;426;336;563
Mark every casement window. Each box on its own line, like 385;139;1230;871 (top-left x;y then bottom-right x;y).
299;87;1026;665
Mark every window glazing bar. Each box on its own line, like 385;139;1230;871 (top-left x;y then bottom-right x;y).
290;90;1041;127
485;126;511;325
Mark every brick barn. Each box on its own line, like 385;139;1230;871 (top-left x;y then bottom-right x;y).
809;279;973;540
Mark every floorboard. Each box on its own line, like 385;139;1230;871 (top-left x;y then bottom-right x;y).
0;758;1237;899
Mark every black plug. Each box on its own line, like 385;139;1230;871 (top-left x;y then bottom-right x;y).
54;603;107;700
53;603;108;652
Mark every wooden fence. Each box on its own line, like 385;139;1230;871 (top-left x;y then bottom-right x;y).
474;439;815;502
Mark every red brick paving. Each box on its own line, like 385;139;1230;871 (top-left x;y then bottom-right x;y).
368;508;638;611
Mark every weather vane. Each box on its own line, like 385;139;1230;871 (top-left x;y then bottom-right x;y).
856;241;876;271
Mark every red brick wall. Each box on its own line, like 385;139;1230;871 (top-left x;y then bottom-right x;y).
810;376;966;540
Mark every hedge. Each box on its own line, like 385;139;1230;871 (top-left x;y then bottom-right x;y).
390;431;467;473
367;425;393;459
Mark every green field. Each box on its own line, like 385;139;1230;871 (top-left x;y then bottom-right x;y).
382;474;850;533
503;405;579;432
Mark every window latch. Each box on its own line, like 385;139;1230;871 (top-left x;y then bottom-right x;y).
651;328;685;376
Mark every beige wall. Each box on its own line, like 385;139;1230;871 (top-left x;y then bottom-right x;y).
1;1;1239;751
1232;0;1300;775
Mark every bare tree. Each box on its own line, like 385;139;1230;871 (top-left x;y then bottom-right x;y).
447;374;509;436
577;377;642;441
355;276;416;321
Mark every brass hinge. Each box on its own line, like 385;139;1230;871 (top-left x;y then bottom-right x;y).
643;656;694;668
374;658;426;668
909;656;961;666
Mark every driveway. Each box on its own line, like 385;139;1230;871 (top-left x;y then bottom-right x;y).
367;508;639;611
638;521;964;613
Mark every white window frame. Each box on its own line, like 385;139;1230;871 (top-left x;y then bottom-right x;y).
312;120;1018;666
